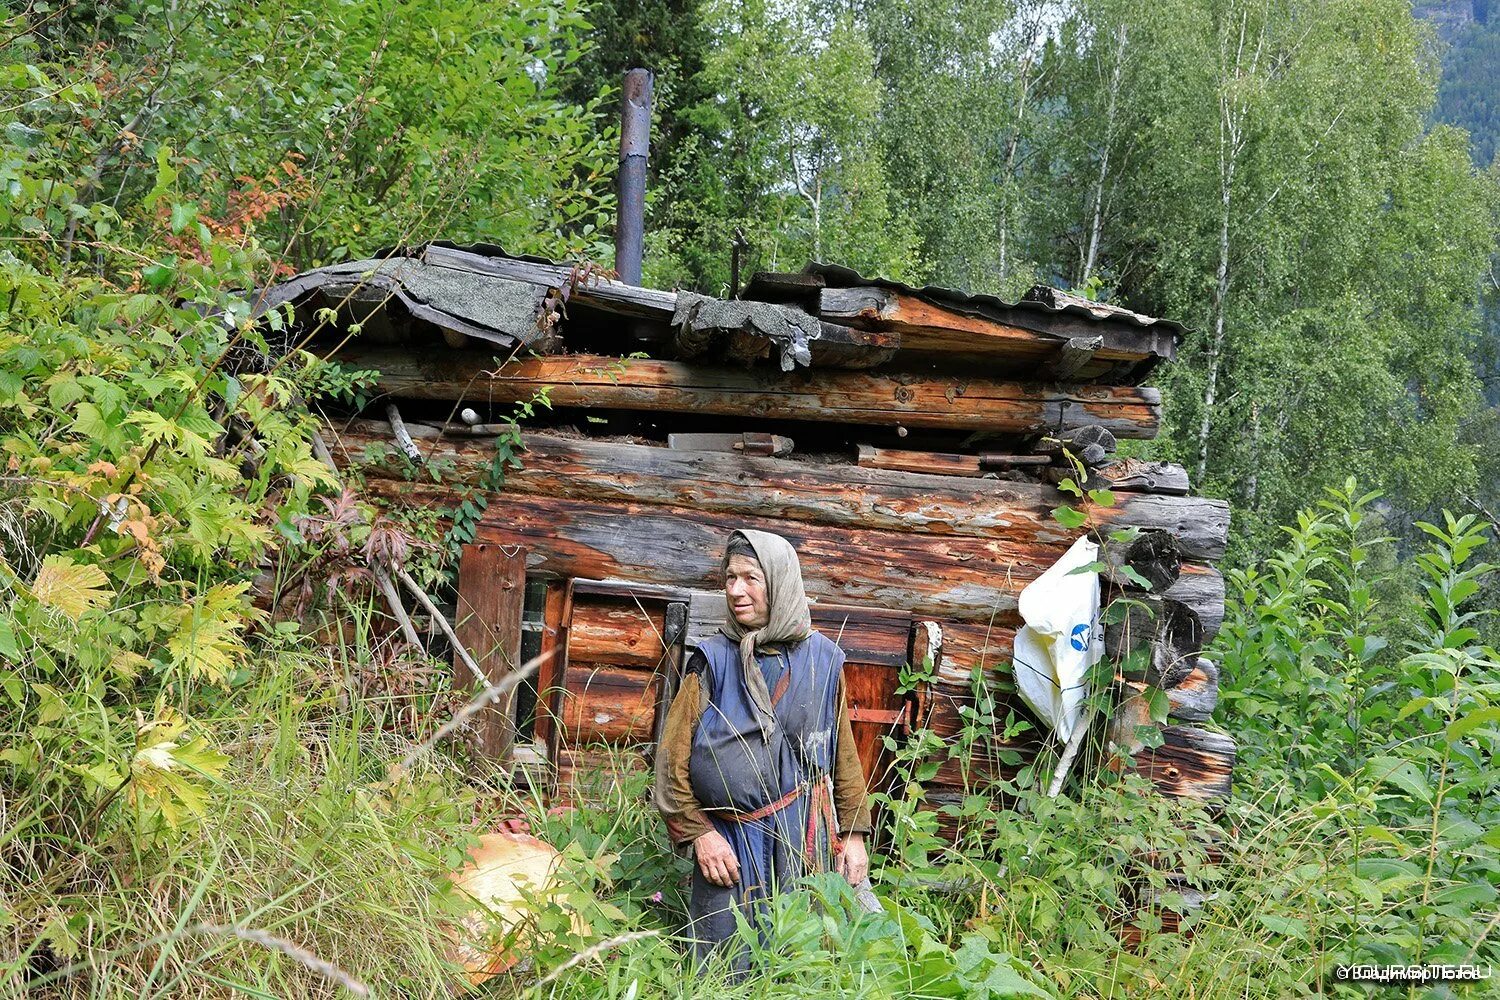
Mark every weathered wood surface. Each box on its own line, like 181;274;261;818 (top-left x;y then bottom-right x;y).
368;478;1227;639
668;432;794;457
1120;659;1220;726
332;427;1230;561
331;347;1164;438
856;444;1051;477
1043;336;1103;381
454;542;527;761
1166;659;1220;723
567;600;671;671
557;663;659;745
423;244;679;322
1128;726;1235;802
815;287;1170;378
1163;564;1224;641
1098;529;1181;593
1087;459;1192;495
364;481;1224;627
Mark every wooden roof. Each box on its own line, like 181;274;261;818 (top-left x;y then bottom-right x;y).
260;242;1180;385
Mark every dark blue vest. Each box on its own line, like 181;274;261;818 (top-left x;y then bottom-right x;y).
687;630;846;813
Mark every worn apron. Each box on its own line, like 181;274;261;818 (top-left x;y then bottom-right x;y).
685;630;846;968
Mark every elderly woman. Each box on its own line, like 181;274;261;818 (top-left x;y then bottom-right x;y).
653;528;872;964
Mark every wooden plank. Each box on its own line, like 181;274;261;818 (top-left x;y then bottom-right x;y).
668;432;794;457
423;245;678;322
332;347;1164;438
857;444;1050;476
454;542;527;762
817;288;1166;366
1129;725;1235;802
530;579;571;764
1042;336;1103;381
811;604;913;667
333;427;1230;561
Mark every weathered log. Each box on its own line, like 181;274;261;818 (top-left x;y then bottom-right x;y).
1103;597;1203;689
331;427;1230;561
1128;725;1235;802
856;445;1050;477
567;599;672;671
1163;564;1224;641
1098;528;1181;593
1165;658;1220;723
815;287;1171;375
331;347;1164;438
1087;459;1191;495
557;663;659;745
362;480;1228;631
1042;336;1103;381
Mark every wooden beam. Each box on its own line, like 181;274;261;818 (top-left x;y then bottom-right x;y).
816;288;1172;366
1043;336;1103;381
332;427;1230;561
454;542;527;762
423;245;677;323
332;347;1164;438
856;444;1050;477
367;483;1227;636
1129;725;1235;802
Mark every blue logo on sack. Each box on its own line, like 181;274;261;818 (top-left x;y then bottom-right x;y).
1069;623;1090;651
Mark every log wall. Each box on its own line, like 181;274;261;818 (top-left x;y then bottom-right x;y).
335;418;1232;819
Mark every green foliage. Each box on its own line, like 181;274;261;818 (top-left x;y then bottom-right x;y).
1436;15;1500;166
1216;481;1499;972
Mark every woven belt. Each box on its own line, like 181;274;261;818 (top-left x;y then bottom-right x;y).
713;776;843;861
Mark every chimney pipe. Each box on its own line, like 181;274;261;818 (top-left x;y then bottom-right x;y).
615;68;653;286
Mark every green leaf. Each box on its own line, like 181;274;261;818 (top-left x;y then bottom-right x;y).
1051;506;1087;529
1367;755;1432;803
1086;488;1116;508
142;263;176;290
1447;706;1500;742
1256;914;1307;939
169;201;197;234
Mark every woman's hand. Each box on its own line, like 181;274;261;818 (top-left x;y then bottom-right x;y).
837;832;869;887
694;830;741;887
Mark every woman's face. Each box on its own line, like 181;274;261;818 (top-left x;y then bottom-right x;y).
725;553;770;629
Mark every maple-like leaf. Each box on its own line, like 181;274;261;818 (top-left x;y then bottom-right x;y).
30;555;112;619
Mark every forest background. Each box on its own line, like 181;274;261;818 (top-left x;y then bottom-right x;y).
1;0;1498;997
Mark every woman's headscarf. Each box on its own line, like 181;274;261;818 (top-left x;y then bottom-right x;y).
719;528;812;735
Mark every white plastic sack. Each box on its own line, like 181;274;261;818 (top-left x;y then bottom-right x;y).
1012;536;1104;742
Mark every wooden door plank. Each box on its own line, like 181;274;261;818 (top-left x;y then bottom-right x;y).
454;542;527;763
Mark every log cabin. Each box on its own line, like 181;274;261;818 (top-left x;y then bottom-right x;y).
257;240;1235;843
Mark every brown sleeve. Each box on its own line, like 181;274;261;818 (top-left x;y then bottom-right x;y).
651;665;713;850
832;671;873;835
